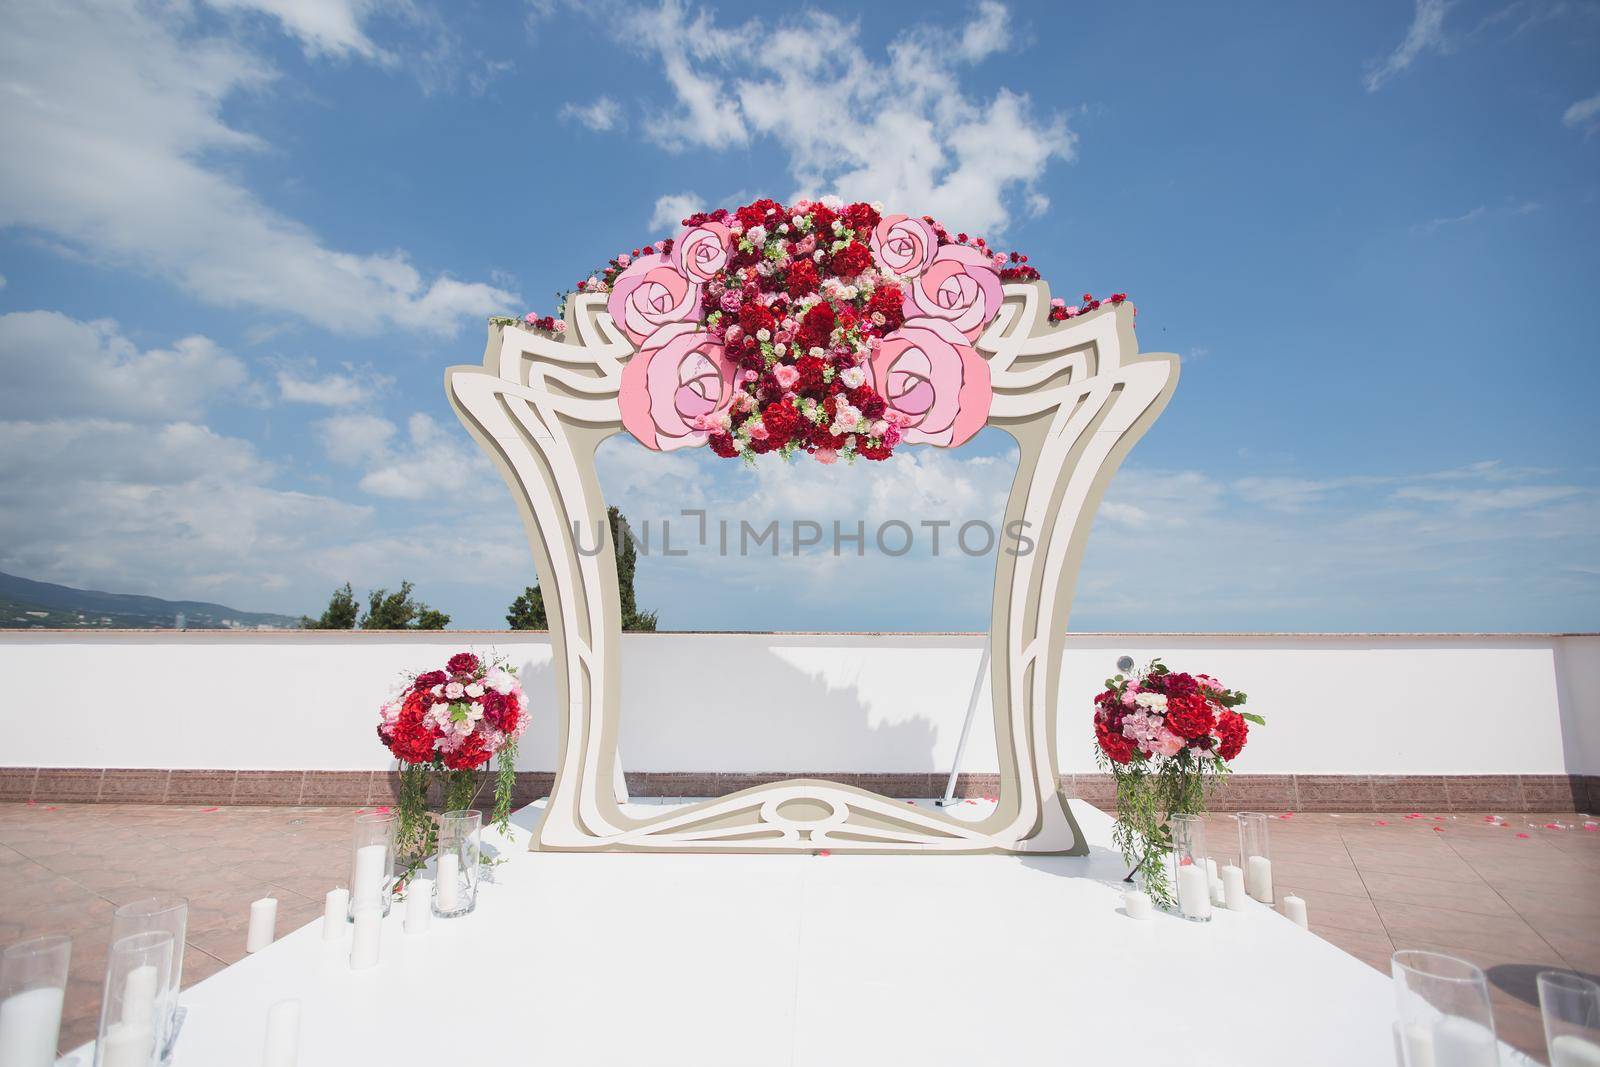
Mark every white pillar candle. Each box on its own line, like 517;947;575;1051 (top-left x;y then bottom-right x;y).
1121;889;1153;920
98;1020;156;1067
351;844;388;912
1221;864;1249;911
0;987;65;1067
1282;894;1309;929
322;887;349;940
261;998;300;1067
1205;858;1218;881
120;963;159;1026
1176;863;1212;920
246;897;277;953
1552;1034;1600;1067
1246;855;1274;903
1209;877;1225;906
349;907;381;971
435;854;460;912
404;879;433;935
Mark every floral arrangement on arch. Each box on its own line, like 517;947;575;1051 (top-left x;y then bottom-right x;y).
377;650;527;860
1092;660;1263;905
496;196;1127;465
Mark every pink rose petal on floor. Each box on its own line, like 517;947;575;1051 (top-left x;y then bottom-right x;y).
1516;833;1530;839
43;806;57;811
25;799;36;806
1432;826;1444;832
817;850;831;857
373;806;391;814
199;806;220;813
1543;823;1563;830
1374;820;1389;826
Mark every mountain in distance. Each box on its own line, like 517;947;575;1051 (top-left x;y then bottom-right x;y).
0;571;302;630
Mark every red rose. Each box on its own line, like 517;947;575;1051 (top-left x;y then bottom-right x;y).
1214;711;1248;761
798;303;836;351
1165;694;1215;740
808;204;838;236
1096;717;1136;764
443;732;491;771
866;285;905;332
762;401;801;445
795;354;827;393
857;438;892;461
735;198;783;231
413;670;446;691
843;201;880;234
447;653;479;675
708;431;738;458
829;241;872;279
785;259;820;297
738;303;775;337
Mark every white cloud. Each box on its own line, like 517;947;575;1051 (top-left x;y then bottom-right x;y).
559;96;624;131
0;1;516;335
649;191;704;232
0;310;250;420
318;411;494;500
608;1;1071;236
318;412;399;463
202;0;387;60
1562;91;1600;132
1365;0;1450;92
275;363;391;407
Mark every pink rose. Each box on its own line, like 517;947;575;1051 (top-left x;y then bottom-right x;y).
607;254;699;345
619;331;737;451
772;364;800;390
674;221;733;284
870;214;937;278
868;318;991;447
902;244;1003;340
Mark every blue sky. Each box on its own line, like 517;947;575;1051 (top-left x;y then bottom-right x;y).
1;0;1597;631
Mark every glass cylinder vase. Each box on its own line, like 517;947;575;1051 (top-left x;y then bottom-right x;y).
348;811;397;920
96;930;174;1067
1167;814;1212;922
110;895;186;1065
1391;950;1500;1067
1236;811;1273;904
1538;970;1600;1067
1;934;71;1067
433;809;481;919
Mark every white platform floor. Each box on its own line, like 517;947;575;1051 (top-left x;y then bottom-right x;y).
74;799;1537;1066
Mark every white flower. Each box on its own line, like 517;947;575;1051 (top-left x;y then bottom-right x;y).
430;684;443;697
484;668;515;695
747;225;767;243
465;682;484;699
444;681;465;700
809;346;825;357
840;366;866;388
773;342;787;357
820;194;844;209
778;223;790;234
467;701;485;722
830;402;863;436
757;328;771;342
1134;692;1168;710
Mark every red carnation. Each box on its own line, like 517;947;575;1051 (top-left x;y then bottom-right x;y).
795;354;826;393
1096;716;1136;764
447;652;479;675
739;303;775;337
857;438;892;461
829;241;872;279
808;204;838;236
708;432;738;458
798;303;836;352
442;732;491;771
413;670;446;691
762;401;802;445
866;285;905;332
1165;694;1216;741
843;202;880;234
785;259;820;297
1214;711;1249;761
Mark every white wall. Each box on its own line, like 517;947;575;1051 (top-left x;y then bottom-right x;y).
0;631;1595;774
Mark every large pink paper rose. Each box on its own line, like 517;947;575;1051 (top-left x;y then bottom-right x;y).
902;244;1003;340
870;213;938;278
619;331;737;451
869;318;991;447
674;221;732;284
607;254;699;345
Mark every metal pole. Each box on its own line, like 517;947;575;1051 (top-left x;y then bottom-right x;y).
935;637;991;806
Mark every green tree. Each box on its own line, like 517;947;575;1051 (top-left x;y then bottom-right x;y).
506;506;657;631
362;581;449;630
303;582;358;629
303;580;449;630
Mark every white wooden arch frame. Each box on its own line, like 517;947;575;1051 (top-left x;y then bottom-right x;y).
447;281;1178;854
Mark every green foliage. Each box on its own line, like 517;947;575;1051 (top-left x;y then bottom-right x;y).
302;582;358;629
1103;749;1229;907
506;585;547;629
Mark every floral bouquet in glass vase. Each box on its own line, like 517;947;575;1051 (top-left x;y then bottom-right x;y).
1093;659;1263;906
377;650;527;867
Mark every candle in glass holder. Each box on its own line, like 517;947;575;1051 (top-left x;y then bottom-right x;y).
351;845;388;912
1122;889;1153;920
120;963;158;1025
99;1020;157;1067
0;987;65;1067
1552;1035;1600;1067
349;907;381;971
435;854;460;912
246;897;277;953
1246;855;1274;904
1176;863;1212;920
1221;865;1248;911
322;888;349;940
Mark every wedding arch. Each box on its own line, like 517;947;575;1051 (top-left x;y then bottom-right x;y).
446;201;1177;853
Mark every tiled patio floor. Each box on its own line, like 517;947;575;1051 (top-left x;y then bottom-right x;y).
1;803;1596;1062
